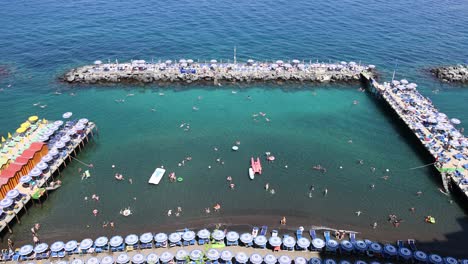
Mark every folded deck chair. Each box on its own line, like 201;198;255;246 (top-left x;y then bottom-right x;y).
397;240;404;249
309;229;317;240
296;229;303;239
260;226;268;236
408;239;417;251
324;231;331;242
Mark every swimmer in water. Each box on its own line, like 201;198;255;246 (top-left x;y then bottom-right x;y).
416;191;423;196
205;208;211;214
356;211;362;216
167;210;172;216
324;188;328;196
308;192;313;198
270;189;275;194
227;176;232;182
265;183;269;190
370;184;375;189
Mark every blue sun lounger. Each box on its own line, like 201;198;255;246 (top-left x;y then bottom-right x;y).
260;226;268;236
309;229;317;240
397;240;404;249
324;231;331;242
349;232;356;243
408;239;417;251
296;229;303;239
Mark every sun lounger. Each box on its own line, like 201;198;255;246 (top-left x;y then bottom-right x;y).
349;232;356;243
408;239;417;251
272;230;278;237
324;231;331;242
309;229;317;240
296;229;303;239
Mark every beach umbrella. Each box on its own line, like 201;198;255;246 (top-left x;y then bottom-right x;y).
94;236;108;247
450;118;461;125
54;120;64;127
369;262;380;264
276;60;284;64
116;253;130;264
175;249;188;260
50;241;65;252
254;235;267;246
34;243;49;254
354;240;367;251
324;260;336;264
444;257;458;264
206;249;220;260
73;259;84;264
268;236;282;247
212;230;225;240
340;240;353;252
110;235;123;247
398;247;412;259
19;245;34;256
220;250;233;261
139;232;153;244
94;60;102;65
247;59;254;64
87;257;100;264
79;118;89;124
264;254;277;264
154;232;168;243
282;236;296;248
160;252;174;263
165;60;172;65
41;154;53;163
187;59;194;64
49;148;59;156
182;230;196;241
400;79;409;84
197;229;210;239
37;162;48;171
61;135;71;143
326;239;339;250
30;168;42;177
292;59;300;64
38;135;50;142
226;231;239;241
297;237;310;249
235;252;248;263
179;59;187;63
249;253;263;264
312;238;325;249
75;123;86;130
339;261;350;264
355;261;367;264
62;112;73;119
101;256;114;264
55;141;65;149
64;240;77;251
57;261;67;264
80;238;93;250
278;255;291;264
180;62;188;67
132;253;145;264
414;250;428;262
240;233;253;244
294;257;307;264
169;232;181;243
369;242;382;253
284;63;292;68
189;249;203;261
270;63;278;68
125;234;139;245
0;198;13;208
146;253;159;264
383;244;397;256
210;59;218;64
368;65;376;69
429;254;443;264
6;189;20;199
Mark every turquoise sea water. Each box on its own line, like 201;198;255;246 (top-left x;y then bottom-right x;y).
0;0;467;255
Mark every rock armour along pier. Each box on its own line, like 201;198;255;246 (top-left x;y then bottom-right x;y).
430;65;468;83
62;59;375;85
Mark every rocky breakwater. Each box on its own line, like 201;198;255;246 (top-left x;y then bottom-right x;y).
62;59;375;85
430;64;468;83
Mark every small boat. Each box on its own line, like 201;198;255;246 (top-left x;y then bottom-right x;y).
249;167;254;180
148;167;166;185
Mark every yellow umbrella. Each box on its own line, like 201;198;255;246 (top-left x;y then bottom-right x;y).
7;133;11;139
16;127;26;134
42;119;47;124
28;116;39;123
1;137;5;142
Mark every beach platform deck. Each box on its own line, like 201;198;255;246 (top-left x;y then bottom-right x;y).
0;120;96;235
364;75;468;200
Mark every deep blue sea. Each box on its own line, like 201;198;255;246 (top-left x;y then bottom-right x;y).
0;0;467;256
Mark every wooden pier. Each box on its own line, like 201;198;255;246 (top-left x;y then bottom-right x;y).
0;120;96;235
362;74;468;199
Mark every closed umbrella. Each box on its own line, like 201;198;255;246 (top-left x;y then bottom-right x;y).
264;254;277;264
65;240;78;251
101;256;114;264
429;254;443;264
146;253;159;264
94;236;108;247
212;230;225;240
34;243;49;254
226;231;239;241
220;250;233;261
414;251;427;262
175;249;188;260
294;257;307;264
254;235;267;246
140;232;153;244
235;252;248;263
206;249;220;260
160;252;174;263
312;238;325;249
249;253;263;264
297;237;310;249
197;229;210;239
19;245;34;256
87;257;100;264
50;241;65;252
132;253;145;264
189;249;203;261
169;232;181;243
268;236;282;247
182;231;195;241
116;253;129;264
154;233;168;243
240;233;253;244
80;238;93;250
278;255;291;264
109;236;123;247
282;236;296;248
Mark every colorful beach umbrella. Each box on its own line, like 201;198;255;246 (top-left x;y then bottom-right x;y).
369;242;382;253
354;240;367;251
340;240;354;251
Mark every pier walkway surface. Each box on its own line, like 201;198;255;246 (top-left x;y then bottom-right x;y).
365;75;468;199
0;117;95;234
63;60;375;84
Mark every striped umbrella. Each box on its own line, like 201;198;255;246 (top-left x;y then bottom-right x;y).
160;252;174;263
398;247;412;259
444;257;458;264
414;251;428;262
101;256;114;264
278;255;291;264
132;253;145;264
116;253;129;264
369;242;382;253
87;257;100;264
383;244;397;256
354;240;367;251
340;240;353;251
264;254;277;264
312;238;325;249
249;253;263;264
189;250;203;261
146;253;159;264
206;249;220;261
326;239;339;250
429;254;443;264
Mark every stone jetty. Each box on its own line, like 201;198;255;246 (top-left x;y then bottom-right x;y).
430;65;468;83
62;59;375;85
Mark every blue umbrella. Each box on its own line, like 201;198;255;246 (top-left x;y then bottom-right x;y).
6;189;19;199
95;236;108;247
146;253;159;264
132;253;145;264
295;257;307;264
19;245;34;256
369;262;380;264
269;236;282;247
354;240;367;251
283;236;296;248
235;252;248;263
169;232;181;243
398;247;412;259
206;249;220;261
65;240;78;251
212;230;225;240
87;257;100;264
55;141;65;149
110;236;123;247
37;162;48;170
34;243;49;254
254;235;267;246
116;253;129;264
197;229;210;239
444;257;458;264
240;233;253;244
41;154;53;162
101;256;114;264
0;198;14;208
49;148;59;156
326;239;339;250
414;251;428;262
324;260;336;264
250;253;263;264
459;259;468;264
383;244;397;256
189;249;203;261
30;168;42;177
125;234;138;245
309;257;322;264
312;238;325;249
339;261;350;264
220;250;233;261
80;238;93;250
369;243;382;253
50;241;65;252
175;249;188;260
140;232;153;244
295;238;309;249
20;175;32;183
60;135;71;143
154;233;168;243
429;254;443;264
54;120;64;127
264;254;277;264
278;256;291;264
160;252;174;263
340;240;353;251
226;231;239;242
182;231;196;241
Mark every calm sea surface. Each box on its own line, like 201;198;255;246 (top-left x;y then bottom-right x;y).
0;0;467;255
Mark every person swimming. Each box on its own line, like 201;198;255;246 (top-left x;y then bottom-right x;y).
167;210;172;216
265;183;269;190
324;188;328;196
270;189;275;194
227;176;232;181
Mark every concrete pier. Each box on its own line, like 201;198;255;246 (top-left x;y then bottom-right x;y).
62;60;375;85
362;74;468;200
